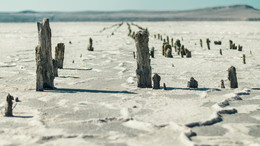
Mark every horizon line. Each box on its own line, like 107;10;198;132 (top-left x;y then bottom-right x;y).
0;4;258;13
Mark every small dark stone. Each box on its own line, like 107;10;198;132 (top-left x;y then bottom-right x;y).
15;97;21;102
187;77;198;88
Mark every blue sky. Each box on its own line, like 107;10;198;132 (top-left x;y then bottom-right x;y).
1;0;260;12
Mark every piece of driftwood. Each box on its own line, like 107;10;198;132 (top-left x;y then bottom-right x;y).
52;59;58;77
133;51;136;59
87;37;94;51
55;43;65;69
152;73;161;89
150;47;154;58
228;66;238;88
135;30;152;88
214;41;222;45
35;18;55;91
221;80;225;88
5;94;14;117
200;39;203;48
220;49;222;55
187;77;198;88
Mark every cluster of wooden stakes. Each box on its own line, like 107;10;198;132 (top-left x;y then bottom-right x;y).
4;19;241;117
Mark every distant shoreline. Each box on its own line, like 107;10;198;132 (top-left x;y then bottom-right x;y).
0;5;259;22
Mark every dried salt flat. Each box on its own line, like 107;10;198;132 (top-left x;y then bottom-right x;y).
0;21;259;146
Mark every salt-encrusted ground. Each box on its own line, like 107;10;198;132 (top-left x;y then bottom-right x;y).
0;22;259;146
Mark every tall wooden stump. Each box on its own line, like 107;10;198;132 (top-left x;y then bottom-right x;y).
55;43;65;69
200;39;203;48
135;30;152;88
152;73;161;89
36;18;55;91
187;77;198;88
228;66;238;88
5;94;14;117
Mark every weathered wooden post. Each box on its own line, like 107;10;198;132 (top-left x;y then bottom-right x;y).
186;49;191;58
87;37;94;51
206;38;210;50
133;51;135;59
35;18;55;91
221;80;225;88
150;47;155;58
167;36;169;43
135;30;152;88
165;44;173;58
52;59;58;77
238;45;243;51
5;94;14;116
228;66;238;88
229;40;233;49
55;43;65;69
175;39;181;55
243;54;246;64
200;39;203;48
162;43;165;56
171;38;174;47
152;74;161;89
180;45;185;58
220;49;222;55
187;77;198;88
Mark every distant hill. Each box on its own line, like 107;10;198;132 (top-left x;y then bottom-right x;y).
0;5;259;22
